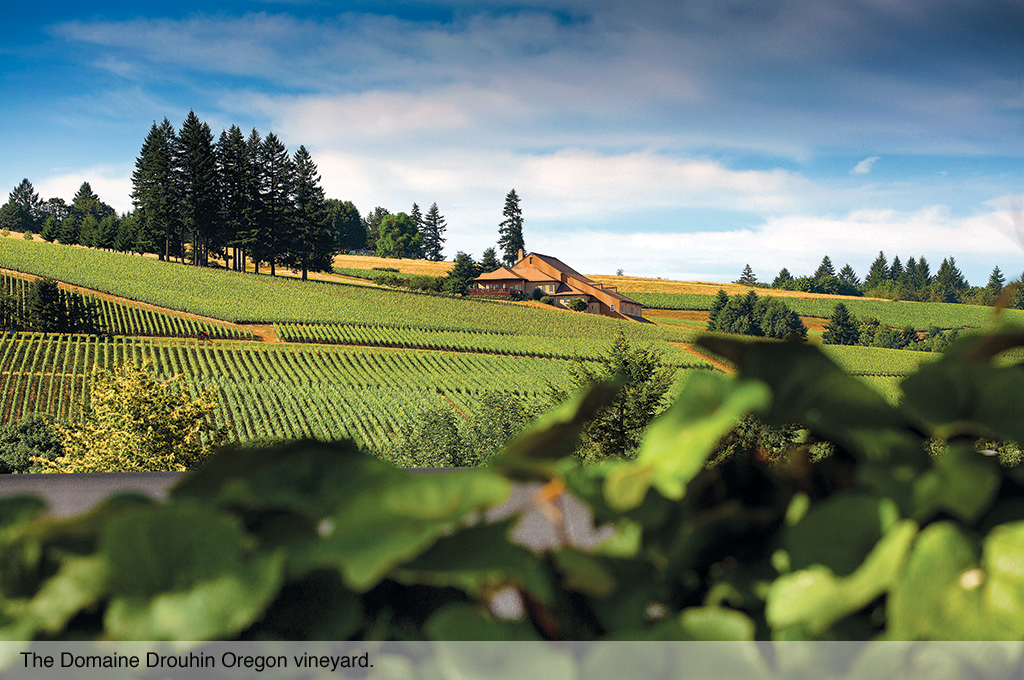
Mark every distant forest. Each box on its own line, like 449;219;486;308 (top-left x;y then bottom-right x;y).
737;254;1024;307
0;111;448;279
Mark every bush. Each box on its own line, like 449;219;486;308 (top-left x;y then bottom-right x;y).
565;298;587;312
540;295;554;305
0;413;64;473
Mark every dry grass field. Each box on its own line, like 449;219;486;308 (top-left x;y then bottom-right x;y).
333;253;453;276
588;274;886;302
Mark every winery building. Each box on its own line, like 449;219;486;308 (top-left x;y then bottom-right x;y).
470;250;643;320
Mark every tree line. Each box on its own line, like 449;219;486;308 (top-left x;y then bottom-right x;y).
0;112;460;279
737;253;1024;307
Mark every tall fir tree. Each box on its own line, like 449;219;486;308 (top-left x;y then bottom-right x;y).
215;125;251;271
987;266;1006;295
822;303;860;346
813;255;836;279
479;247;500;273
864;251;889;291
259;133;296;276
497;189;524;265
131;119;179;260
244;128;266;273
421;202;447;261
289;146;333;281
0;179;44;234
736;264;757;286
175;111;219;267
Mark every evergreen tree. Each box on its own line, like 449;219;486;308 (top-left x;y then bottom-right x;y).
864;251;889;291
822;303;860;345
0;179;44;234
176;111;219;267
131;119;179;260
757;296;808;340
708;289;730;330
325;199;364;253
772;268;794;289
479;247;501;273
410;202;423;257
931;257;969;303
736;263;758;286
259;133;296;276
421;202;447;261
289;146;333;281
987;266;1006;296
215;125;251;270
445;252;478;295
554;331;675;462
497;189;524;265
912;256;931;292
837;263;861;290
889;255;903;281
243;128;266;273
813;255;836;279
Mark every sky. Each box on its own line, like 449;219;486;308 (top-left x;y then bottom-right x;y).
3;0;1024;285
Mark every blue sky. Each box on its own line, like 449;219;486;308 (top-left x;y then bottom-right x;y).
3;1;1024;285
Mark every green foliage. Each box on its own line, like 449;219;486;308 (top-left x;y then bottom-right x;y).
706;289;807;339
822;302;859;345
497;189;524;266
44;360;226;473
375;213;423;259
565;298;588;312
23;278;101;334
551;332;675;462
4;327;1024;644
0;413;64;473
735;263;757;286
385;392;543;468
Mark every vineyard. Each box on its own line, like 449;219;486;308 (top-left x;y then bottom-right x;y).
1;271;254;340
0;240;691;345
0;334;712;452
273;322;710;366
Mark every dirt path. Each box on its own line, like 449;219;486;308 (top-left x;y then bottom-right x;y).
671;342;736;375
247;325;282;343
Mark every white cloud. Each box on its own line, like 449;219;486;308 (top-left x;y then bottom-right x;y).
522;204;1022;284
851;156;880;174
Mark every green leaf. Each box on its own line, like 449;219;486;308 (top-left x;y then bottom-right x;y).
24;555;108;636
296;469;511;591
901;361;1024;444
697;336;910;459
888;521;1024;640
784;494;890;577
99;502;285;640
425;605;542;641
679;606;756;640
913;443;1002;522
172;438;381;519
604;371;770;510
392;520;555;605
0;497;46;529
766;519;917;637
